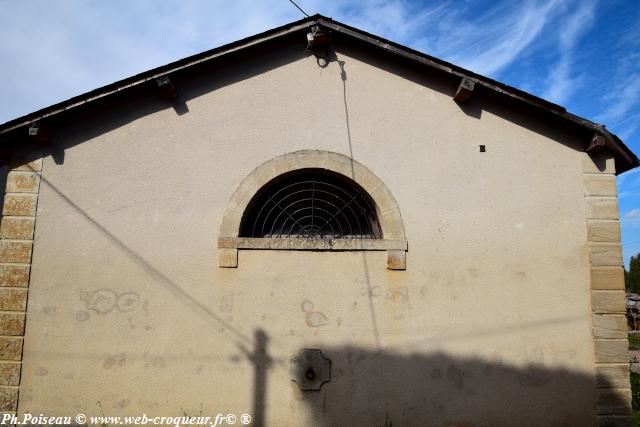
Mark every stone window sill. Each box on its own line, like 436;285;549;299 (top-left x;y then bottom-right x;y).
218;237;407;270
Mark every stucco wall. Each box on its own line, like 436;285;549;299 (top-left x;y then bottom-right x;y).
17;40;601;425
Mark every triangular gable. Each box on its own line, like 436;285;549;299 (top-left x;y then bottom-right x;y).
0;14;637;173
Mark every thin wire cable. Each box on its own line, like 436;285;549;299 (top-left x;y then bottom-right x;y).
288;0;310;17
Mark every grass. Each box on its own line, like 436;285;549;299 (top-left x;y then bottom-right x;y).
629;333;640;350
632;371;640;426
628;333;640;424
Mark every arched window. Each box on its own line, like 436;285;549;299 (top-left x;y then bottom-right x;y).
239;169;382;239
218;150;407;270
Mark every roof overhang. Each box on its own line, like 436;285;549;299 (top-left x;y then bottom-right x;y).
0;14;637;173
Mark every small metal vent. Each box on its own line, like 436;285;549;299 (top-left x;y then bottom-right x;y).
240;170;382;239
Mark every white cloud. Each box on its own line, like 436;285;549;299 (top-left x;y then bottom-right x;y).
596;78;640;125
450;0;564;76
0;0;299;123
0;0;637;141
0;0;576;124
541;0;596;104
321;0;571;79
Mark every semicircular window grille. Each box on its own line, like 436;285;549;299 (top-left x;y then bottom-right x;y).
239;169;382;239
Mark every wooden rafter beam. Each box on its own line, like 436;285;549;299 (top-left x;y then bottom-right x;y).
453;78;475;103
586;132;607;153
155;76;177;101
28;122;52;144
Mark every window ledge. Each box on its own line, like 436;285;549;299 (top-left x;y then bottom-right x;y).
218;237;407;270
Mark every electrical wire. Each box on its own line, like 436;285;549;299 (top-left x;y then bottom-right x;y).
288;0;310;17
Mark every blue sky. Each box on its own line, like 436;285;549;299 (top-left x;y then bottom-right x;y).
1;0;639;267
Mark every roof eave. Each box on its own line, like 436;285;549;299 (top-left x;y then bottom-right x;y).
0;15;320;136
0;14;637;173
316;17;639;174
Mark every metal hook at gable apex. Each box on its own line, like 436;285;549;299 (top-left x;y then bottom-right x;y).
306;25;332;66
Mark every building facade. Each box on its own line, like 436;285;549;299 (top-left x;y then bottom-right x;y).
0;15;637;426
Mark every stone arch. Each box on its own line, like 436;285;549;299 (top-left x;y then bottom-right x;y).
218;150;407;269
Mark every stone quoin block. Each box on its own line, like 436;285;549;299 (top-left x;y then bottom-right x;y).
0;289;27;312
587;221;621;243
592;314;627;339
0;265;30;288
0;242;32;264
12;159;42;172
584;175;617;197
589;244;623;267
0;337;23;361
586;199;619;220
597;388;632;415
0;386;18;411
591;267;625;290
596;415;633;426
0;362;21;386
5;172;40;194
0;217;35;240
582;152;616;174
591;291;626;314
0;313;25;336
596;365;631;389
1;194;37;217
594;340;630;363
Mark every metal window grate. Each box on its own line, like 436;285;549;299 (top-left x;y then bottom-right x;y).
239;169;382;239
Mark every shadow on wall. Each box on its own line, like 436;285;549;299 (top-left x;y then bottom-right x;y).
0;166;8;216
332;35;590;154
12;168;624;425
4;28;593;169
246;330;626;426
22;174;620;426
1;30;329;172
293;346;613;426
3;33;311;168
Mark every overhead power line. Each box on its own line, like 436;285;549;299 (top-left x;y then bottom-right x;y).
288;0;310;17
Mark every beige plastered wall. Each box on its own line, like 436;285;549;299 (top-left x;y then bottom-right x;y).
4;41;629;425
